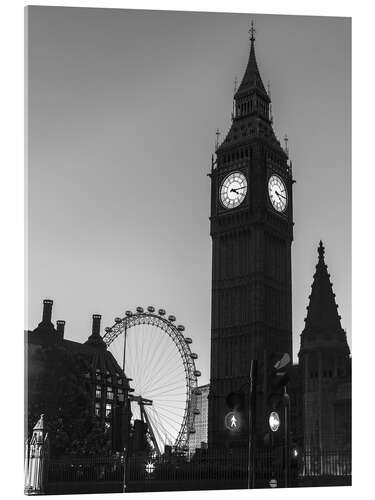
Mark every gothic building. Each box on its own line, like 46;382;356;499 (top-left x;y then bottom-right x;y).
26;299;132;453
298;242;351;452
208;24;294;447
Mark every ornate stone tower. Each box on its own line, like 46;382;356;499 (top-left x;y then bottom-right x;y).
208;23;294;447
298;242;351;452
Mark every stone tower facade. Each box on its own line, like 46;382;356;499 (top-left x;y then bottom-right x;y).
208;24;294;448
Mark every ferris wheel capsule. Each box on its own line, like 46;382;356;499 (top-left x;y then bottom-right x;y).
104;327;112;333
147;306;155;313
190;353;198;359
158;309;166;316
125;310;133;317
193;408;201;415
185;337;193;344
136;306;144;313
193;388;202;395
194;370;201;377
189;428;196;434
168;315;176;322
177;325;185;331
114;317;122;323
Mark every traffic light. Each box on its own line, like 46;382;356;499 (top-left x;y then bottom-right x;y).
224;391;245;432
267;352;291;412
226;391;245;411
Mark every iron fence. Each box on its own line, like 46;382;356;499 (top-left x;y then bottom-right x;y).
45;447;351;493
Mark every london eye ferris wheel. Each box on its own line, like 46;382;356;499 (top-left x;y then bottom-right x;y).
102;306;202;455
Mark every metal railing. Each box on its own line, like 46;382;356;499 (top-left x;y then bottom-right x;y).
44;447;351;493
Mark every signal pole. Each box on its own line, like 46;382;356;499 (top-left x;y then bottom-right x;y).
247;360;257;489
283;387;290;488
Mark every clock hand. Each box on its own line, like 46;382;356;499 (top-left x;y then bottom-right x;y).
230;186;246;193
275;190;286;200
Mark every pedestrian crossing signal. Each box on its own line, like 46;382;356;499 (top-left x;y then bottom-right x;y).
225;411;241;432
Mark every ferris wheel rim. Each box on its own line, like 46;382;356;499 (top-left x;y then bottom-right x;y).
102;309;199;450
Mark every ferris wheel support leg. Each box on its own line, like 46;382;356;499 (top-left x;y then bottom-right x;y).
141;404;161;456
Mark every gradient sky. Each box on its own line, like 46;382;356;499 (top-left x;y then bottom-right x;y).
27;7;351;384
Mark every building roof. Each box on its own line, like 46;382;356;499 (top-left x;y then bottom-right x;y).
27;300;129;384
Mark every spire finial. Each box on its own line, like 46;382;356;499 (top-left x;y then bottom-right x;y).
215;128;221;151
267;80;273;124
249;20;256;43
284;134;289;157
318;240;325;260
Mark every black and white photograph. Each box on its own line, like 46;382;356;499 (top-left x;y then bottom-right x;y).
24;5;351;495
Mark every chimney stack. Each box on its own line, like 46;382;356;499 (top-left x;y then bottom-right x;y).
42;299;53;323
56;320;65;339
92;314;102;337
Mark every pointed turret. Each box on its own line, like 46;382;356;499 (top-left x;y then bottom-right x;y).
304;241;342;332
299;242;351;454
300;241;350;355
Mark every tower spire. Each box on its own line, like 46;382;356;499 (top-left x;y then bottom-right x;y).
235;21;269;100
303;241;345;334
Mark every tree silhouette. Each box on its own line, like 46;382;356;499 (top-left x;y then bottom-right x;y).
27;344;111;456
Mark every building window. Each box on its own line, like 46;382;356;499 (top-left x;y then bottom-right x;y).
105;403;112;418
107;386;114;400
96;385;102;399
118;389;124;402
96;369;101;381
95;402;101;417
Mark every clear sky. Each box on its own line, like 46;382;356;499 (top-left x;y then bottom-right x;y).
27;7;351;384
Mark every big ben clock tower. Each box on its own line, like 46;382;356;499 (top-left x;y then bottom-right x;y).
208;23;294;447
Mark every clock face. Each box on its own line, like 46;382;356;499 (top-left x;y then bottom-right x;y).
268;174;288;213
220;171;248;209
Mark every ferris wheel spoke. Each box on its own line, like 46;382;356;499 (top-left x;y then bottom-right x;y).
152;410;184;432
154;408;185;422
148;411;175;441
147;407;172;448
144;372;185;398
140;329;162;381
147;411;174;449
144;337;178;386
149;331;181;370
148;359;186;389
154;403;186;414
145;379;187;395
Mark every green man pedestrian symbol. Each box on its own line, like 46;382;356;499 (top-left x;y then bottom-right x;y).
225;411;241;432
